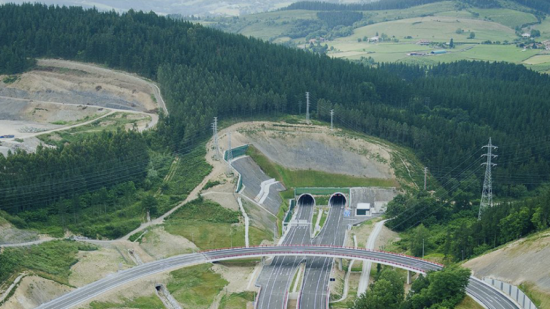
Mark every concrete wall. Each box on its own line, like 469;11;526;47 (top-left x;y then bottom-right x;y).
483;278;537;309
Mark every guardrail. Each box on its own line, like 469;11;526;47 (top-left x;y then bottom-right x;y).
36;244;515;309
202;245;444;268
254;287;262;309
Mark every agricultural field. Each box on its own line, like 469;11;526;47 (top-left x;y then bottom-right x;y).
208;0;550;71
347;16;516;43
238;10;318;40
533;18;550;40
467;7;538;28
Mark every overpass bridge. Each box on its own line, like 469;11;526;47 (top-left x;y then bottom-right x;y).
37;245;518;309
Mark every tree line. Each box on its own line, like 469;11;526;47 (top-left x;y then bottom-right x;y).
0;130;148;216
385;186;550;262
1;3;550;217
353;266;471;309
513;0;550;14
316;11;363;28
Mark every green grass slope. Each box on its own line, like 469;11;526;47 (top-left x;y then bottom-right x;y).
164;199;272;250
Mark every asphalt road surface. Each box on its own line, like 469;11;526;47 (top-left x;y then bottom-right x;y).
37;245;518;309
232;156;284;215
299;195;347;309
255;196;314;309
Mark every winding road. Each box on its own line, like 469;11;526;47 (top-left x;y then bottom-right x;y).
36;245;518;309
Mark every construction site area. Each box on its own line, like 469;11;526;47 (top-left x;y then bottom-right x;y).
1;61;546;309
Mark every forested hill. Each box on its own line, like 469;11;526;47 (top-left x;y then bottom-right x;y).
1;3;550;201
284;0;548;12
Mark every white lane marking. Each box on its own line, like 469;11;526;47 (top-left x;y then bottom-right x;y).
255;178;276;202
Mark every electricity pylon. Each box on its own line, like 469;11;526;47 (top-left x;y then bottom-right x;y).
479;137;497;220
212;117;220;161
306;92;310;124
226;132;233;175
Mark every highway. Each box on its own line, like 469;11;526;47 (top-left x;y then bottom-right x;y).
299;194;347;309
36;244;518;309
255;195;314;309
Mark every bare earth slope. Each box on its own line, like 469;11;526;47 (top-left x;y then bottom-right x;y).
464;230;550;301
1;59;159;112
225;122;395;179
0;59;165;155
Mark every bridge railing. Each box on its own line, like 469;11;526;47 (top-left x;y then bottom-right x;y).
201;244;444;268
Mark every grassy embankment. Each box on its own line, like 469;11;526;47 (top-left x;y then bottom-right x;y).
0;240;97;288
164;199;272;250
246;144;395;189
246;142;396;234
89;296;163;309
520;282;550;309
90;264;228;309
244;120;424;234
219;291;255;309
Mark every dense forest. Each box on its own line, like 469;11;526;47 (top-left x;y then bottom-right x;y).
1;4;550;233
0;131;148;215
281;11;361;40
513;0;550;14
385;185;550;261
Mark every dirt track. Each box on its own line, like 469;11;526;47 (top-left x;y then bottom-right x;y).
0;59;165;155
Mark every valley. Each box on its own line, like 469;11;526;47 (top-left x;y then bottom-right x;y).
1;2;550;309
208;0;550;73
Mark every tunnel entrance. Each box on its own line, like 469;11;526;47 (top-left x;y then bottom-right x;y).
329;193;347;207
298;194;315;207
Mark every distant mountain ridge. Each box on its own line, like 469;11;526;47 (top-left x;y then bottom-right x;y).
0;0;374;16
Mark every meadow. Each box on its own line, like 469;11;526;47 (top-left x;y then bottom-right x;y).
212;0;550;71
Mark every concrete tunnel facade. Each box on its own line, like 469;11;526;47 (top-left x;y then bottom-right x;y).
328;192;347;207
297;193;315;206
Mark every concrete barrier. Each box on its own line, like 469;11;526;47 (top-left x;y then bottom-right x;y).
483;278;537;309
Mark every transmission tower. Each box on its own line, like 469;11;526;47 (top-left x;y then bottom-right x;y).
424;167;428;191
306;92;310;124
212;117;220;161
479;137;497;220
330;109;334;131
226;132;233;175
